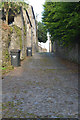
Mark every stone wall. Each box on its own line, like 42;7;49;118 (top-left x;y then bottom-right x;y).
38;45;47;53
7;5;37;59
9;8;31;59
1;20;25;74
53;41;79;64
1;21;14;74
27;5;37;54
2;22;10;66
26;25;32;47
0;19;2;69
8;25;22;58
49;40;52;52
1;4;37;73
13;14;22;29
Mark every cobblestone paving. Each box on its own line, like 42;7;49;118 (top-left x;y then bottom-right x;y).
2;52;78;118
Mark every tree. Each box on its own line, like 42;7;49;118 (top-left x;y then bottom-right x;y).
42;2;80;47
38;22;47;43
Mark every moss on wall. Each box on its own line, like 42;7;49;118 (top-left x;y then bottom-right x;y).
2;25;14;75
13;25;22;50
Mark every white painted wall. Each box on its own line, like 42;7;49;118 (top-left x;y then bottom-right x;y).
38;32;51;52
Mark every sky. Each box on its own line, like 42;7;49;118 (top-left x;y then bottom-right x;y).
27;0;45;22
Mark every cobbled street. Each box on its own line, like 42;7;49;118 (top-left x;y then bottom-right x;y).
2;52;78;118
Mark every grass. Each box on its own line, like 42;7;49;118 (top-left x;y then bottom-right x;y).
2;63;14;75
0;67;6;70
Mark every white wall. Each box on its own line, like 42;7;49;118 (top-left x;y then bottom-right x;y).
38;39;50;52
38;32;51;52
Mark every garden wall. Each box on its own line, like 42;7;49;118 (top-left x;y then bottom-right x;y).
54;41;80;64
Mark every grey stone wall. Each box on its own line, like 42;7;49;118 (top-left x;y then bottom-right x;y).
0;19;2;68
8;26;21;53
1;4;37;69
54;41;79;64
26;25;32;47
9;9;26;59
2;21;12;69
27;5;37;54
13;14;22;29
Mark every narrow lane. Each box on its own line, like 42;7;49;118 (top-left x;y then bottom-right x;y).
2;52;78;118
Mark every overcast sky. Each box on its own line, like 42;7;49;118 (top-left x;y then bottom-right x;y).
27;0;45;22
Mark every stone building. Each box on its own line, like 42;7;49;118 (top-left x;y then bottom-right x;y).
0;3;38;71
9;4;37;57
27;5;37;54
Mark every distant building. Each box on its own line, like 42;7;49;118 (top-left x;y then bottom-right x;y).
38;32;52;53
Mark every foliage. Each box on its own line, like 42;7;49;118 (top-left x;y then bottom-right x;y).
13;25;22;49
42;2;80;47
0;1;28;24
38;22;47;43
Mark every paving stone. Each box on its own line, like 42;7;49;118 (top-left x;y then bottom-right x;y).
2;52;78;118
